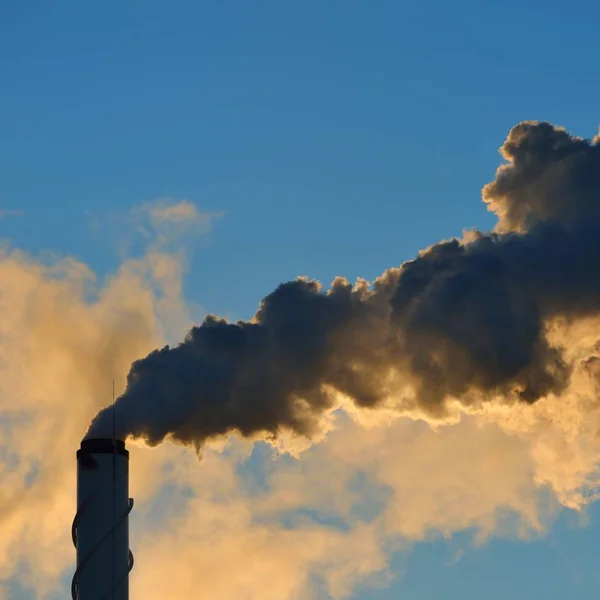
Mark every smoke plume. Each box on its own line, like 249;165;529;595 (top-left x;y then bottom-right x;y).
86;121;600;447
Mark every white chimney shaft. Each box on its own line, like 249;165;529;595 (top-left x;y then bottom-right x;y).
72;438;134;600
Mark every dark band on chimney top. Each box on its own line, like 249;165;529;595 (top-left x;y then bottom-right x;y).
77;438;129;459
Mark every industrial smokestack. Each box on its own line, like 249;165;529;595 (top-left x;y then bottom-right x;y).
72;438;134;600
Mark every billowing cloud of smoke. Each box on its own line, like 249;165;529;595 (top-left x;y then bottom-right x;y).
87;121;600;447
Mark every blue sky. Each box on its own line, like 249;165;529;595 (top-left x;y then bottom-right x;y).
3;1;600;598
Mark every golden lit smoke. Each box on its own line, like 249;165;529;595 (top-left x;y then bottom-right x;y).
0;200;202;597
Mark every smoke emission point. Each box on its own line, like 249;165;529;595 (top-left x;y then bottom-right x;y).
78;438;128;457
85;120;600;451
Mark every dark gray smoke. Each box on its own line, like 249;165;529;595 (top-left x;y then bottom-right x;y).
86;121;600;447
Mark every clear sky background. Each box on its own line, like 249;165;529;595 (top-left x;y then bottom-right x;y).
2;1;600;599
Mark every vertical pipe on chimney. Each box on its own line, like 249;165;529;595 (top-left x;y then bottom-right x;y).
72;438;133;600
